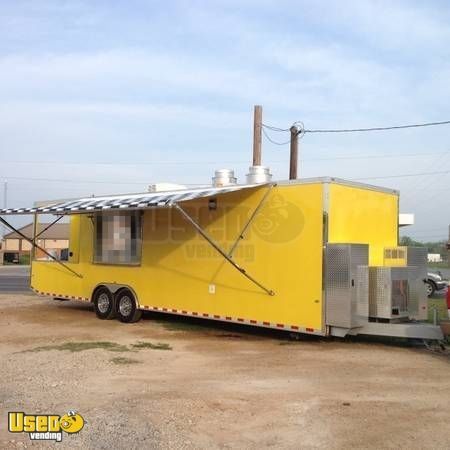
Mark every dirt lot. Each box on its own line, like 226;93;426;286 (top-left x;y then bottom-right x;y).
0;293;449;449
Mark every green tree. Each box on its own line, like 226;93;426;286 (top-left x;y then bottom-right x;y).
400;236;448;261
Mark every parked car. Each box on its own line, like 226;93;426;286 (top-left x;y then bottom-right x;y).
425;271;447;297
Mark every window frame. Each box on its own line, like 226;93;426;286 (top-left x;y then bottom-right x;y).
92;211;143;267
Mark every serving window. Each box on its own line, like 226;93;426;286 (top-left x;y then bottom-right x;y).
93;211;142;265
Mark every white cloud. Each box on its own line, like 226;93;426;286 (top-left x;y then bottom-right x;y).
300;0;450;54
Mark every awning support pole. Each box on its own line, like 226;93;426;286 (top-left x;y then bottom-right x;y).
0;216;82;279
227;184;275;257
174;204;275;296
32;213;38;262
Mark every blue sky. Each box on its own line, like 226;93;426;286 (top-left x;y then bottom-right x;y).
0;0;449;240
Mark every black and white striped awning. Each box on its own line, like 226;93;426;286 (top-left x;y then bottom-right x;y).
0;184;265;215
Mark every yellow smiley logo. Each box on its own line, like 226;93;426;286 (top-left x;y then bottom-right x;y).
59;411;84;434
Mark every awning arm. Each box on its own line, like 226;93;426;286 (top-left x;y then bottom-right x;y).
174;204;275;296
227;183;275;257
34;214;65;240
0;216;83;279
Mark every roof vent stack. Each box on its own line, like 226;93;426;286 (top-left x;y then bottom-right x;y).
148;183;187;192
212;169;237;187
245;165;272;184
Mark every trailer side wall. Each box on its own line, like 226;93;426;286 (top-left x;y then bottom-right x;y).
327;183;398;265
31;183;325;332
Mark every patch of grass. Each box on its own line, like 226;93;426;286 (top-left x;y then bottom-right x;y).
157;320;210;332
22;341;130;353
19;254;30;265
428;298;448;323
131;341;172;350
20;340;173;355
214;333;243;339
110;356;141;365
428;263;449;270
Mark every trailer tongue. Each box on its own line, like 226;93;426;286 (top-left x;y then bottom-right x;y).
341;321;443;340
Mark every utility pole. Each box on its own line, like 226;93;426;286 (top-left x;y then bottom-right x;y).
1;180;6;240
289;126;299;179
252;105;262;166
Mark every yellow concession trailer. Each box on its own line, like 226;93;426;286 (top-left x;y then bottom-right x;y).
0;177;443;340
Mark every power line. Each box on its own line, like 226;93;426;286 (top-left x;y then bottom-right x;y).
304;120;450;134
409;228;450;233
2;151;446;165
353;169;450;181
2;168;450;186
261;119;450;146
262;119;450;139
307;151;447;162
261;123;290;132
0;176;145;185
408;233;448;238
0;175;207;187
261;127;291;146
404;235;449;240
398;150;450;201
261;122;306;147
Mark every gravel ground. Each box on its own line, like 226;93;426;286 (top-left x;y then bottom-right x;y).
0;293;449;449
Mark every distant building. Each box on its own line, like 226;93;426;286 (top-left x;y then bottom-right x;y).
427;253;443;263
1;223;69;264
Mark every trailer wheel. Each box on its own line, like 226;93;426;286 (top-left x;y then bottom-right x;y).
93;287;116;320
115;289;142;323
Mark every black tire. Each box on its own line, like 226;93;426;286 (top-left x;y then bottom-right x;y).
115;289;142;323
425;280;436;298
93;287;116;320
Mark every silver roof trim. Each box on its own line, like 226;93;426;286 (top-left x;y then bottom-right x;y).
277;177;399;195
